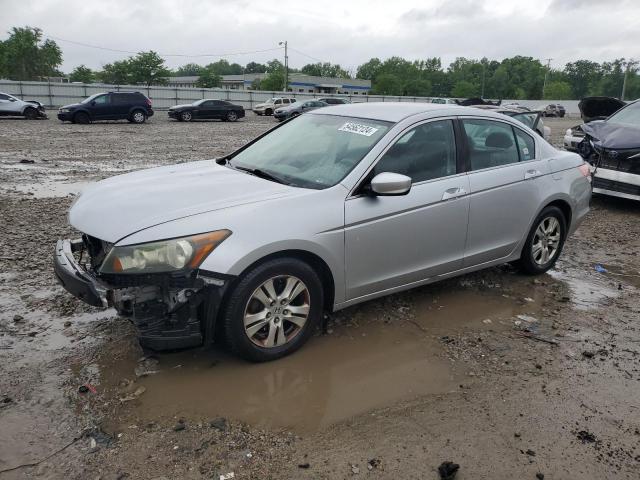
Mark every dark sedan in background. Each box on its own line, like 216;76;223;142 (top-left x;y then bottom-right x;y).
168;99;245;122
273;100;328;121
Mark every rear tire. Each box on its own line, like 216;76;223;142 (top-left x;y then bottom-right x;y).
515;206;567;275
130;110;146;124
222;258;324;362
24;107;38;120
73;112;90;124
226;111;238;122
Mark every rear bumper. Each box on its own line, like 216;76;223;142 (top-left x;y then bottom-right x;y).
592;168;640;201
54;239;108;307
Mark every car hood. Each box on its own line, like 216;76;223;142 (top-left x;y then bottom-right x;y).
582;121;640;149
69;160;296;243
60;102;83;110
254;102;274;108
578;97;625;123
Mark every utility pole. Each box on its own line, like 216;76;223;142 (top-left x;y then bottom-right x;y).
542;58;552;99
279;41;288;92
481;62;486;98
621;59;638;101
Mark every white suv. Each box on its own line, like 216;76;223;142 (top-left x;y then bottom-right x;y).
0;92;47;119
253;97;297;116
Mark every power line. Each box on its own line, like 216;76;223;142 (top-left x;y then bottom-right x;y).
288;47;327;64
45;34;283;58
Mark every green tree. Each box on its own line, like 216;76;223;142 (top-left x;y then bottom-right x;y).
244;61;267;74
403;78;432;96
128;51;170;86
196;66;222;88
174;63;204;76
544;80;572;99
372;73;403;95
259;71;285;91
301;62;349;78
98;60;132;84
451;80;478;98
69;65;94;83
563;60;601;99
0;26;62;80
356;58;382;80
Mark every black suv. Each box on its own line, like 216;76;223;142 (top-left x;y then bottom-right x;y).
57;91;154;124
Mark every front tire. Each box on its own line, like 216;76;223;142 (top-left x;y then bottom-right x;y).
516;206;567;275
222;258;324;362
73;112;90;124
24;107;38;120
265;108;273;116
180;110;193;122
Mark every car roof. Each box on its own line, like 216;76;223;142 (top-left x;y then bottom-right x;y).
311;101;496;122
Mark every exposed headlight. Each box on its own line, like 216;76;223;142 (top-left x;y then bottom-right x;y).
100;230;231;274
566;128;572;136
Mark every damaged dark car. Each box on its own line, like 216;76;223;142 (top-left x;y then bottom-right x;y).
563;96;625;152
578;99;640;201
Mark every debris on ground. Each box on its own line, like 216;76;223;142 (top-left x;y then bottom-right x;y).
438;461;460;480
209;417;227;431
576;430;597;443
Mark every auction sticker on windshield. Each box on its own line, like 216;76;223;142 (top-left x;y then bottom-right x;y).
338;122;379;137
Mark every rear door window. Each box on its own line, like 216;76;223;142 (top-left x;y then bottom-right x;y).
112;94;131;105
513;127;535;161
462;119;519;170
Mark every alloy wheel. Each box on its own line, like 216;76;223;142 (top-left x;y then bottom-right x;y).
243;275;310;348
133;111;145;123
532;216;561;265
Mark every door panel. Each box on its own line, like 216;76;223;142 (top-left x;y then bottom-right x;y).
345;176;470;299
461;118;548;266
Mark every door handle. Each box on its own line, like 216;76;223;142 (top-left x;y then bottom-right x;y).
524;169;542;180
442;187;467;200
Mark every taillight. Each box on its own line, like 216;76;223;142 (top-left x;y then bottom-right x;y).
146;98;152;106
578;162;591;182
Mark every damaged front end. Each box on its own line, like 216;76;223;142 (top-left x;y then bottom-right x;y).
578;121;640;201
25;100;48;119
54;231;233;350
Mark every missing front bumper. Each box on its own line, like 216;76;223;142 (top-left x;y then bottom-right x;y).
54;238;232;350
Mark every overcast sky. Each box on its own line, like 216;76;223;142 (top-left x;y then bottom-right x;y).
2;0;639;73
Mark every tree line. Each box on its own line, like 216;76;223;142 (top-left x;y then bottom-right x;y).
1;26;638;100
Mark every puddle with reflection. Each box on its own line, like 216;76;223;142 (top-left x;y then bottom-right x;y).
100;284;552;433
548;268;620;310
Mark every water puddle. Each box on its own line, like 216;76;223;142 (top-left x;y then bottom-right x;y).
548;268;620;310
97;281;552;434
5;180;91;198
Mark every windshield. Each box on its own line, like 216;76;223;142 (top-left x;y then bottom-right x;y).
608;101;640;126
82;93;104;104
193;99;207;106
229;114;392;189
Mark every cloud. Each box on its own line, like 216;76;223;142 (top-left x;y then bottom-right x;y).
1;0;638;73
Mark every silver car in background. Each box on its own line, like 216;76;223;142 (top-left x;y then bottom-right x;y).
55;103;591;361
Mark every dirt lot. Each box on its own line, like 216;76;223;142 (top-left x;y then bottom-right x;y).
0;113;639;480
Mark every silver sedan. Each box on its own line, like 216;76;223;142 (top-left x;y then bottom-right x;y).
55;103;592;361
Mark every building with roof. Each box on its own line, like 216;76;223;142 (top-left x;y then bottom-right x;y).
166;73;371;95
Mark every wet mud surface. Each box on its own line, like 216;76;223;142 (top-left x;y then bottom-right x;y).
1;114;639;479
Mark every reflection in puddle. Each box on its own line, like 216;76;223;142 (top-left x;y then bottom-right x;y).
548;268;620;310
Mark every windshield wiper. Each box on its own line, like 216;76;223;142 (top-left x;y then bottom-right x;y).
232;165;290;185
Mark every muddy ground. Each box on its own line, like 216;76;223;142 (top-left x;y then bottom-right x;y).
0;113;638;480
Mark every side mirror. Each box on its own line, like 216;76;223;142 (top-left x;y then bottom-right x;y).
370;172;412;196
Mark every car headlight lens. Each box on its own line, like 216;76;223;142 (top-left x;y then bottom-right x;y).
566;128;572;135
100;230;231;274
60;108;70;113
